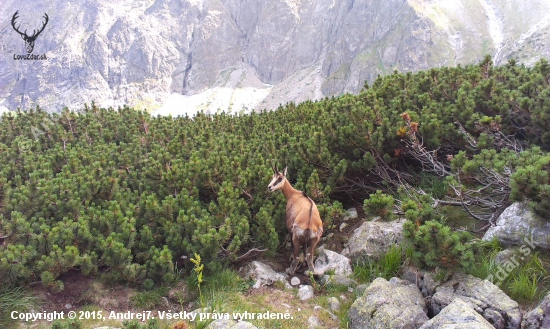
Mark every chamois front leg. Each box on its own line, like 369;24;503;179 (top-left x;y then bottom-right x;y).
286;235;301;275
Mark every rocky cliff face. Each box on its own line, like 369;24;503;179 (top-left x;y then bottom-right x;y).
1;0;550;115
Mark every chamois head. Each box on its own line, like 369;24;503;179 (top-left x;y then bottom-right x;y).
268;164;287;192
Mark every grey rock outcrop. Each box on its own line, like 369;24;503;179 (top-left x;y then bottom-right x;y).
243;261;290;289
522;291;550;329
419;299;495;329
313;247;353;276
483;202;550;250
349;277;428;329
342;218;405;260
430;273;521;329
2;0;550;114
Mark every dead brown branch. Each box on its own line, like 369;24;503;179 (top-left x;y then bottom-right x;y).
396;119;515;222
234;247;268;261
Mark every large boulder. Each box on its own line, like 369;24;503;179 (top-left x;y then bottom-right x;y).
522;291;550;329
349;277;428;329
419;298;495;329
483;202;550;250
313;247;353;276
243;261;291;289
342;219;405;260
430;273;522;329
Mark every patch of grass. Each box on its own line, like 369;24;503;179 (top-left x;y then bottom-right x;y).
325;283;352;295
51;318;83;329
0;284;40;329
129;287;169;309
466;240;501;279
353;244;404;283
438;205;479;233
122;318;163;329
202;269;253;293
335;298;353;329
508;271;540;302
59;305;123;329
468;244;549;304
417;172;448;200
433;268;449;282
503;254;548;303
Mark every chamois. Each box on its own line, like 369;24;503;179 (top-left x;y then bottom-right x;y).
268;165;323;275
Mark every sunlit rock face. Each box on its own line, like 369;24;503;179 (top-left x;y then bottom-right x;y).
1;0;550;115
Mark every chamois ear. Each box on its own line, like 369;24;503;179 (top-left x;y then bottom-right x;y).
283;166;288;177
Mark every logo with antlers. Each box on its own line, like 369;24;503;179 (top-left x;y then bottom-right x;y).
11;11;49;54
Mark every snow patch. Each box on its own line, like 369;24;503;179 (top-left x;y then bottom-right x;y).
153;86;272;118
283;0;301;20
478;0;505;60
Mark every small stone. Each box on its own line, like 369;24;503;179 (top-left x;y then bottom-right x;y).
327;297;340;312
308;315;322;328
65;304;72;309
343;208;358;221
320;274;357;286
494;249;516;266
291;277;300;286
190;307;211;318
244;261;289;289
161;297;170;307
205;319;258;329
298;285;315;300
339;222;348;231
313;305;324;311
314;247;353;276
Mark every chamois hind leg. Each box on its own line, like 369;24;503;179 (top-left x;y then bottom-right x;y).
288;236;294;261
286;235;301;275
306;235;321;275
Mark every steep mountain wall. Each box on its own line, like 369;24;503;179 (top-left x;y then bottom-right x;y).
1;0;549;115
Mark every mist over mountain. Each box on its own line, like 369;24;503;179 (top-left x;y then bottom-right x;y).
1;0;549;115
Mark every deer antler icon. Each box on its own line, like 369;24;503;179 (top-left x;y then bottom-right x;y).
11;11;49;54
